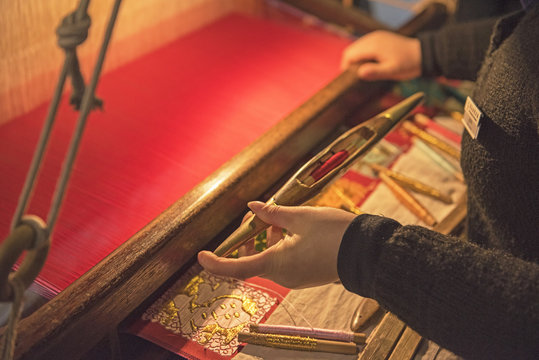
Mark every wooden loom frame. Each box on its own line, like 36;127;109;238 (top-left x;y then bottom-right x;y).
2;2;451;358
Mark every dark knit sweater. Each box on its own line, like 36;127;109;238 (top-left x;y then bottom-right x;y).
338;5;539;360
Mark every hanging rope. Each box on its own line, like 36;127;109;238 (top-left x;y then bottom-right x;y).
47;0;122;231
0;0;123;358
56;5;103;110
9;0;94;233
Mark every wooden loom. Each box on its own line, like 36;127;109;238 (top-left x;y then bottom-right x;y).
0;1;452;359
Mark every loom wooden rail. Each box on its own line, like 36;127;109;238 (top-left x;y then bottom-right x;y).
281;0;448;36
281;0;390;33
3;69;389;359
397;2;449;37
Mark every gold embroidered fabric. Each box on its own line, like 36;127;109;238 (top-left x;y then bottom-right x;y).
141;265;278;356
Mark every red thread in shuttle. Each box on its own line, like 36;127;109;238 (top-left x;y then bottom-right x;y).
310;150;349;181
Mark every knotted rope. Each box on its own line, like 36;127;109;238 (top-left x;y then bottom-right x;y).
1;0;122;358
56;7;102;110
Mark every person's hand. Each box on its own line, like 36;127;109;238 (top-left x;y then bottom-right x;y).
197;201;357;289
341;30;421;81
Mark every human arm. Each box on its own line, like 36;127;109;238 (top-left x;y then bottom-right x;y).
340;214;539;360
198;202;539;359
341;18;498;82
198;201;356;289
418;17;498;80
340;31;421;81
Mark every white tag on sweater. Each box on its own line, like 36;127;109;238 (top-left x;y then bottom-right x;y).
462;97;482;139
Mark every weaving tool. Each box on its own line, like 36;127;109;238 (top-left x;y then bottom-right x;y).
368;163;453;204
214;92;425;257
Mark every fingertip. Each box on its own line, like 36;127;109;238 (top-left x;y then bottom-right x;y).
197;250;210;259
247;201;265;212
248;201;280;219
357;64;376;80
198;250;217;268
199;250;270;280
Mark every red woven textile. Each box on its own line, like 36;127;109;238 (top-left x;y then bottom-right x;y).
0;13;350;296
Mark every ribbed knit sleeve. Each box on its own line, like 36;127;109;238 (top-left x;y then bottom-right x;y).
418;18;498;80
337;214;400;296
337;214;539;360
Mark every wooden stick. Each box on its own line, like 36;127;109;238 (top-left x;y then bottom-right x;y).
379;172;437;227
414;138;464;182
250;323;366;344
332;186;363;215
413;113;461;145
238;332;359;355
403;120;461;160
369;163;453;204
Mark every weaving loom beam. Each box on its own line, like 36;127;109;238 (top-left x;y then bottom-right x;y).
281;0;391;33
281;0;449;36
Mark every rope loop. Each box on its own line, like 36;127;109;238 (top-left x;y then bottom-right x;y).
0;216;49;302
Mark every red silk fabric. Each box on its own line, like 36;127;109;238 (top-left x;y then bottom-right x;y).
0;14;350;296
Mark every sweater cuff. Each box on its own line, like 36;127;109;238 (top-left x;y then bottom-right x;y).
417;31;439;77
337;214;401;298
